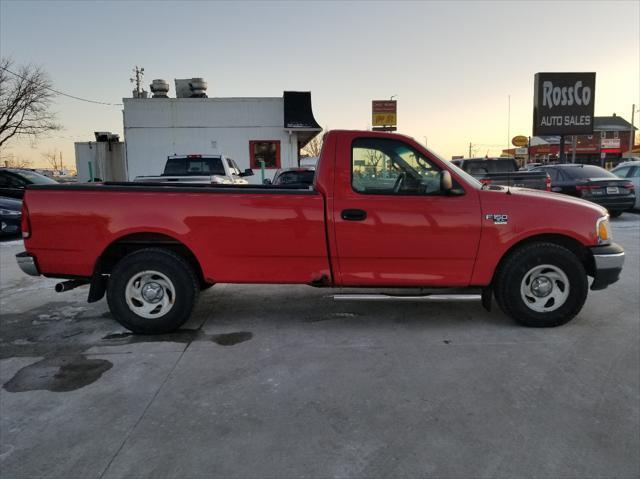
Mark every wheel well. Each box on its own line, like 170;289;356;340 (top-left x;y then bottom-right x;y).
96;233;208;285
493;234;594;282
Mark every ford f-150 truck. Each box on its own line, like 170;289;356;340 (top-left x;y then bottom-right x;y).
16;131;624;334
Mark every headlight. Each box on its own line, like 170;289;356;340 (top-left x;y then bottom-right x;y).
0;209;20;217
596;216;612;245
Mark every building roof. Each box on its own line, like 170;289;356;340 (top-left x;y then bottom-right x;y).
593;115;636;131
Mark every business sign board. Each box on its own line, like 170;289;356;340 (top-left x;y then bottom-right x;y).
372;100;397;131
601;138;620;148
533;72;596;136
512;135;528;147
515;147;528;155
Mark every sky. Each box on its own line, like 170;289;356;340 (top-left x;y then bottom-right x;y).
1;0;639;168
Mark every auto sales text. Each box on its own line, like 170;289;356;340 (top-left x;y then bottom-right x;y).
540;115;591;127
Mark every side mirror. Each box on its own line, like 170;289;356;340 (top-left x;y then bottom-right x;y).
263;178;272;185
240;168;254;177
440;170;453;192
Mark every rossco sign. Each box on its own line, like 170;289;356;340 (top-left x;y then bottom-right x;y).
533;72;596;136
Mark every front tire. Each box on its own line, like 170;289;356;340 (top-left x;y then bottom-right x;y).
494;242;588;327
107;248;198;334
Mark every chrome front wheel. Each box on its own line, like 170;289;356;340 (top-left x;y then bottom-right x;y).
520;264;570;313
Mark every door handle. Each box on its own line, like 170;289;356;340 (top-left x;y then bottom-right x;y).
341;209;367;221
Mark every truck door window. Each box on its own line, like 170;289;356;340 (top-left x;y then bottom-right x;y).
352;138;443;195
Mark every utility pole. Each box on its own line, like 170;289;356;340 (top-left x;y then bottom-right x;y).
507;94;511;151
469;142;472;158
630;104;636;152
130;66;145;98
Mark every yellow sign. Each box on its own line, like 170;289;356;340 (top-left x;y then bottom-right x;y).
372;113;397;127
512;135;528;147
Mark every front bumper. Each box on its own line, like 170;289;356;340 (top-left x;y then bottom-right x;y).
16;252;40;276
590;243;624;290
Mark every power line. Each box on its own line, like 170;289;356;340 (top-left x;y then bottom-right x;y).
0;65;123;106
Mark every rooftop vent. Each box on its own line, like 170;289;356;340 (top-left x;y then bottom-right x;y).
94;132;120;142
175;78;208;98
150;79;170;98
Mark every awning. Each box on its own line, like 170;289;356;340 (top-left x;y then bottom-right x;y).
283;91;322;148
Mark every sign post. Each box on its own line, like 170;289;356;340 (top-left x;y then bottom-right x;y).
372;100;397;132
533;73;596;163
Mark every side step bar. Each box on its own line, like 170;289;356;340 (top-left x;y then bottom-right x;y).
333;294;481;302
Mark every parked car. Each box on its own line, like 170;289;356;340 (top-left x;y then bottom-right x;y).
134;155;253;185
17;130;624;334
264;167;315;186
531;164;636;217
611;160;640;209
0;196;22;237
520;162;543;171
451;158;550;190
0;168;58;199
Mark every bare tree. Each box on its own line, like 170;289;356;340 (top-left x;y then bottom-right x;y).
364;149;387;173
0;58;61;148
41;149;63;170
301;131;324;158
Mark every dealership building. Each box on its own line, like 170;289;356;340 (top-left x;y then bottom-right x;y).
504;114;637;166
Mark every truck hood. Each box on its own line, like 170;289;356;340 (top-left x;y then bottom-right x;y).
482;186;607;216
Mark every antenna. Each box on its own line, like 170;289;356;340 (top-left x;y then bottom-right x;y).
130;66;145;97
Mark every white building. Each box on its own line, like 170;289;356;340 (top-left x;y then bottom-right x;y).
122;81;321;183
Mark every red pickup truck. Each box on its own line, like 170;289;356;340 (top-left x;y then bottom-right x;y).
17;130;624;334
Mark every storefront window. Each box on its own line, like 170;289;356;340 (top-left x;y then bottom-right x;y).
250;141;281;169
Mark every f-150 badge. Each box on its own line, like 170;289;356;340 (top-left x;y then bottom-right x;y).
485;214;508;225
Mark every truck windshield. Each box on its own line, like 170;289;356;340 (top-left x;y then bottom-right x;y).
164;157;225;176
15;170;58;184
444;161;482;188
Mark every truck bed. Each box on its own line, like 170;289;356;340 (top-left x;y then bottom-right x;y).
24;182;330;284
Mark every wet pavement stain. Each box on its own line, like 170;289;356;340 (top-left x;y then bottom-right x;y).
211;331;253;346
3;355;113;393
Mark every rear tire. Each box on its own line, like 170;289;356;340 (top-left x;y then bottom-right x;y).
107;248;198;334
494;242;588;327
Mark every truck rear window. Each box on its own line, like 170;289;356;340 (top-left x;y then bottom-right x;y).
163;158;225;176
464;159;517;174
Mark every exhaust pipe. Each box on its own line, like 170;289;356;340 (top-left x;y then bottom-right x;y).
55;280;88;293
